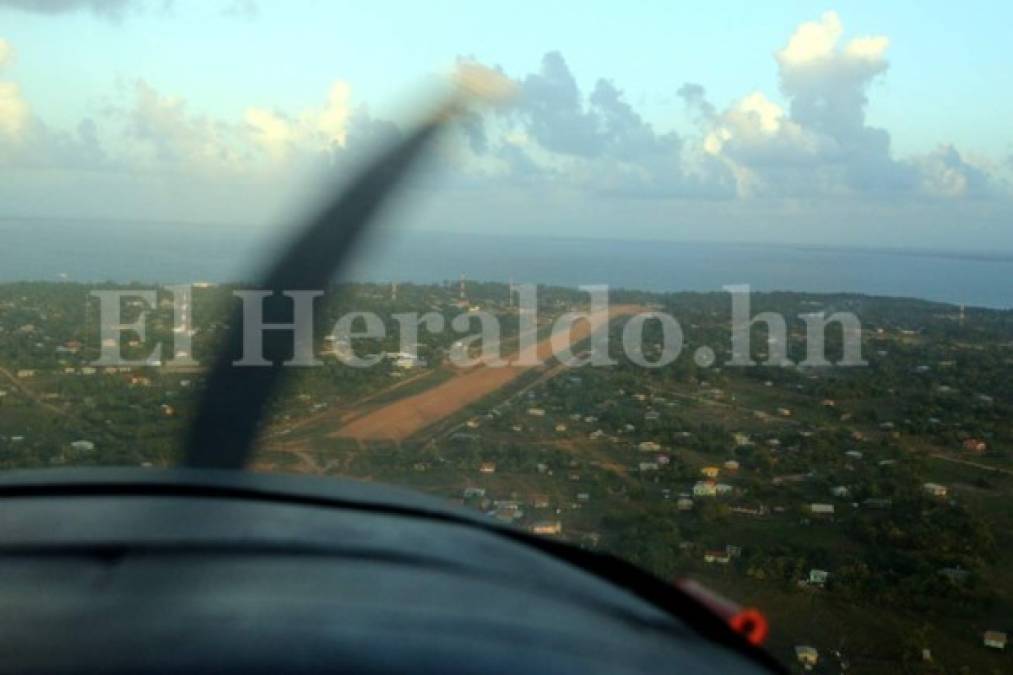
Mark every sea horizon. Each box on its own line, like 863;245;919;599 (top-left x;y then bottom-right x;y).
3;218;1012;310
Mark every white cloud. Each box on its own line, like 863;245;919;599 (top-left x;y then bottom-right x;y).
126;79;250;172
244;80;351;161
0;39;28;138
685;11;922;198
0;12;1006;247
844;36;890;62
0;82;31;137
776;10;843;66
914;145;990;198
244;107;296;161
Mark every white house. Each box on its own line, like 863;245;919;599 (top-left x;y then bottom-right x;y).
983;630;1007;650
530;521;562;536
692;481;717;498
795;645;818;668
808;569;830;586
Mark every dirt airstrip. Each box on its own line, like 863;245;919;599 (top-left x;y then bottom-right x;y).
330;304;643;441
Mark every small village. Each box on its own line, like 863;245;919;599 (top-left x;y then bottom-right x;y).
0;280;1010;673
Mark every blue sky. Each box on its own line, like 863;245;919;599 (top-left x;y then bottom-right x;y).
1;1;1011;249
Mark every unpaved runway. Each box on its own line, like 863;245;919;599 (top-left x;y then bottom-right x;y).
332;305;642;441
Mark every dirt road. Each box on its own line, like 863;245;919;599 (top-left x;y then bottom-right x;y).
331;305;642;441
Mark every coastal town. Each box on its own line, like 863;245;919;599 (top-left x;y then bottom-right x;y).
0;279;1010;673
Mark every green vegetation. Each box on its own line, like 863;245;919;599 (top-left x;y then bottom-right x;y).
0;280;1010;673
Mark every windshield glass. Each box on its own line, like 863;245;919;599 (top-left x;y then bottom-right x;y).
1;2;1011;671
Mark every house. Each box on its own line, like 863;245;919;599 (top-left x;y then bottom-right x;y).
830;485;850;498
693;481;717;498
656;454;670;466
863;497;893;510
576;492;590;503
554;424;567;432
527;408;546;417
715;483;734;496
723;460;740;472
983;630;1007;650
491;507;521;523
644;411;660;421
730;504;767;517
637;441;662;452
703;550;731;565
700;466;720;479
808;569;830;586
478;462;496;474
845;450;863;460
530;521;562;536
16;370;34;379
530;494;550;508
394;355;424;369
777;407;792;417
794;645;818;668
676;497;694;511
923;482;948;498
462;487;486;499
70;440;95;452
809;503;835;515
963;438;988;454
939;567;969;584
732;432;752;446
638;462;658;472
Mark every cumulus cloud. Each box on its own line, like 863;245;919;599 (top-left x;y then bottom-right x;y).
464;52;735;198
681;11;943;198
125;79;252;171
0;39;29;139
245;81;351;161
0;82;29;138
914;145;991;198
0;11;1006;242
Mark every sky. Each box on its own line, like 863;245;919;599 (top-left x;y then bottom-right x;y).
1;0;1011;250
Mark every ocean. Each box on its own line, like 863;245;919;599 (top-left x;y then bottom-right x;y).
2;219;1011;309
